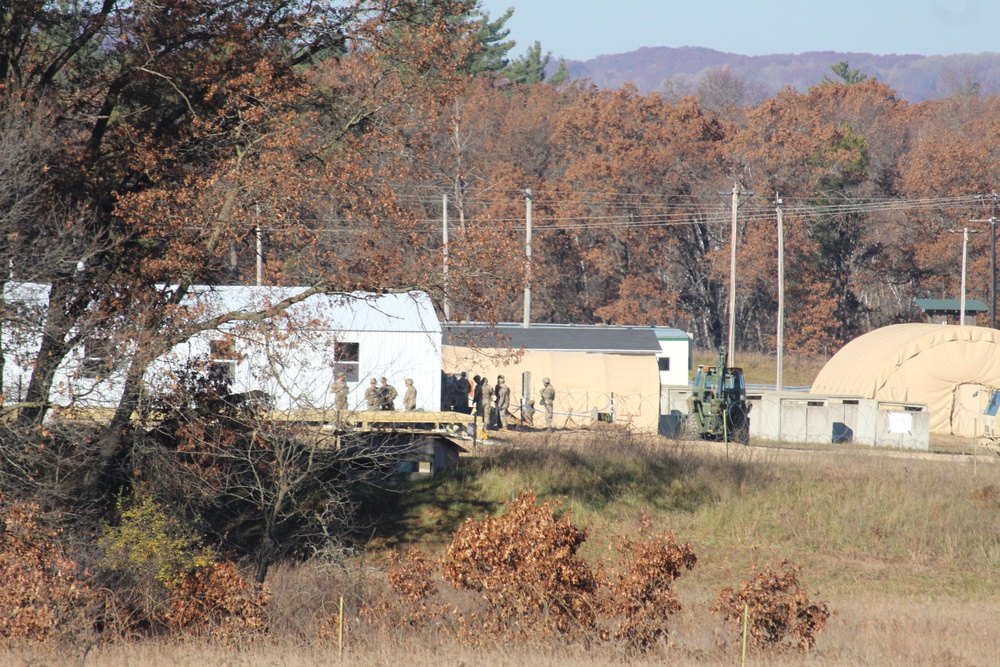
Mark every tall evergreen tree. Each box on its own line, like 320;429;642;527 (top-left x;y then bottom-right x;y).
467;7;516;74
506;41;551;85
821;61;869;85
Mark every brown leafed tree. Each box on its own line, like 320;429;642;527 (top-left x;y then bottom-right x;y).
730;81;914;350
549;87;730;333
0;0;482;501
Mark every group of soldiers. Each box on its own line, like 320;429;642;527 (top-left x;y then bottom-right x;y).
441;371;556;430
330;370;557;428
329;374;418;412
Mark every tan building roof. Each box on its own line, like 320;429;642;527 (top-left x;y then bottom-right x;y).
810;324;1000;435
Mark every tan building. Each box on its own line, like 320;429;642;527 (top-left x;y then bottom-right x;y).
443;324;662;432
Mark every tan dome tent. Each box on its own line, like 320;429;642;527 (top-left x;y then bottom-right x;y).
810;324;1000;436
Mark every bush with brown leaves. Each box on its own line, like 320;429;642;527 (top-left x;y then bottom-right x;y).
600;516;697;649
164;561;270;640
443;489;599;642
0;495;91;645
359;491;697;652
711;559;830;651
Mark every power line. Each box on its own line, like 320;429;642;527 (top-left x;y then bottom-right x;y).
248;193;991;236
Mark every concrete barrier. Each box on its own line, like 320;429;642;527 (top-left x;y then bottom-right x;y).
660;385;930;450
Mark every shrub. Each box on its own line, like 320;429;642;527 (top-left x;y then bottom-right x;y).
0;494;90;644
711;559;830;651
98;493;268;640
97;492;215;633
359;491;697;652
443;489;598;642
165;561;270;640
99;493;215;584
353;547;450;637
600;516;697;649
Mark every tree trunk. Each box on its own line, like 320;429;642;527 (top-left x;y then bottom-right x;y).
82;352;149;497
17;277;81;425
254;541;271;584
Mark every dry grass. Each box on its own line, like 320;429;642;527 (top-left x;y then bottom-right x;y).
349;430;1000;664
6;595;1000;667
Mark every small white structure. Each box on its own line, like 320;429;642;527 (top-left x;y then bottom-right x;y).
653;327;691;387
660;384;931;449
2;284;442;414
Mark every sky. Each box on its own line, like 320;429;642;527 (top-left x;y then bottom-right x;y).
476;0;1000;62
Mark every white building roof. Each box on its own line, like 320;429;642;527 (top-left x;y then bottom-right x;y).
169;285;441;334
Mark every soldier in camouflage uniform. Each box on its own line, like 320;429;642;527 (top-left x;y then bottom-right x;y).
330;373;349;411
380;377;397;410
365;378;379;410
540;377;555;430
494;375;511;429
403;378;417;411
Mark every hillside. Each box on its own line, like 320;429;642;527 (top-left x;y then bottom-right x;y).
562;46;1000;101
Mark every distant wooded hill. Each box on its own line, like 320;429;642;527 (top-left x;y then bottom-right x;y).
562;47;1000;102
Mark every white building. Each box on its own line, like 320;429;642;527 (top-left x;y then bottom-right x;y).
2;284;442;414
653;327;692;387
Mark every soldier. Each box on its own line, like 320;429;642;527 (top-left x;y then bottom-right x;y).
441;372;455;411
455;371;471;414
472;375;483;418
495;375;511;429
365;378;379;410
479;375;492;425
540;377;555;430
522;397;535;427
380;377;397;410
330;373;349;411
403;378;417;411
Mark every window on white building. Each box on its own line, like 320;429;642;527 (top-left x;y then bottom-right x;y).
81;338;112;380
334;341;360;383
209;338;237;386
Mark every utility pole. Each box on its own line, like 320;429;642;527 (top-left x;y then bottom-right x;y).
442;193;450;321
726;183;753;365
523;189;532;328
973;192;999;328
993;192;997;329
775;194;785;392
256;226;263;286
949;227;981;325
255;203;263;286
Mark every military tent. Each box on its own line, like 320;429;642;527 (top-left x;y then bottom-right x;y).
810;324;1000;436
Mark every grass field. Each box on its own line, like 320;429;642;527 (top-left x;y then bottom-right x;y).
7;429;1000;666
348;430;1000;665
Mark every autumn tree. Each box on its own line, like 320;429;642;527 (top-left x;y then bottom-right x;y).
548;86;730;335
696;66;768;125
395;72;571;322
898;94;1000;312
730;80;913;351
0;0;481;503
